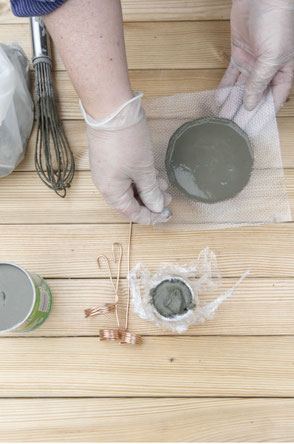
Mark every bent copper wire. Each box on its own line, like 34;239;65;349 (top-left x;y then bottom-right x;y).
97;251;122;341
120;330;142;345
99;328;121;341
85;221;142;345
112;241;123;328
84;250;122;327
96;248;123;342
84;255;116;318
97;253;121;329
84;303;116;318
125;221;133;332
120;222;143;346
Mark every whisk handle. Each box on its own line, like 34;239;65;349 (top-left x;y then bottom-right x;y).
30;17;51;64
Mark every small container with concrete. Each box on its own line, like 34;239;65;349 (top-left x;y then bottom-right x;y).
129;248;249;334
150;277;196;320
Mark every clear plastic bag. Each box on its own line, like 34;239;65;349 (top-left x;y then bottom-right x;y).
0;43;34;178
129;248;249;333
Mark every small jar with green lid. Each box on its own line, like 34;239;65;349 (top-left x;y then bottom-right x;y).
0;262;52;333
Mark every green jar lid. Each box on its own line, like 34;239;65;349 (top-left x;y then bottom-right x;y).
165;117;254;203
150;278;195;319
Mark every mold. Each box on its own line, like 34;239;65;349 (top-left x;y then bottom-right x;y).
165;117;254;203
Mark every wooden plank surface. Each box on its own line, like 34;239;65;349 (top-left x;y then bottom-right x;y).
52;69;227;120
0;336;294;396
0;224;294;278
2;278;294;337
120;0;232;22
38;70;294;120
0;397;294;442
0;171;124;224
0;22;231;70
0;0;27;23
0;0;232;23
0;170;292;224
17;117;294;172
2;2;294;441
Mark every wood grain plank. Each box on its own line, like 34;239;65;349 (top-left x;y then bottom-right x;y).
2;278;294;337
29;70;294;120
0;0;232;23
121;0;232;22
0;22;231;70
0;224;294;278
0;171;124;224
52;70;227;120
0;170;292;224
1;397;294;442
0;0;27;23
0;336;294;396
17;116;294;172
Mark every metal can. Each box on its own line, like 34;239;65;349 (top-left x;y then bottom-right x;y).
0;262;52;333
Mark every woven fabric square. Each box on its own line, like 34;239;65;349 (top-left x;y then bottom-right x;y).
143;85;291;230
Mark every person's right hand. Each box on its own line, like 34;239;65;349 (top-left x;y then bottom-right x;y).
80;91;172;225
219;0;294;112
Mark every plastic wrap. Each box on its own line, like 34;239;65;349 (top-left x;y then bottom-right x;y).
0;43;34;178
129;248;249;333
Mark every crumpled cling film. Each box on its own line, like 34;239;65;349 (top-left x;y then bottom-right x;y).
129;248;249;334
143;85;291;230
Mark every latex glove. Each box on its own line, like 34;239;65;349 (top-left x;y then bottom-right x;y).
219;0;294;112
79;92;172;225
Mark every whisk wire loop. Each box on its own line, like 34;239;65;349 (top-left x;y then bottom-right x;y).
32;23;75;197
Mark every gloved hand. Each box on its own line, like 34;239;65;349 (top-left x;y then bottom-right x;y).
219;0;294;112
79;92;172;225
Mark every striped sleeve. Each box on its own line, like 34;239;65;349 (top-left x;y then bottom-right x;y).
11;0;67;17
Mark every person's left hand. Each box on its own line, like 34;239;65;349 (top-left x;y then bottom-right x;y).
80;92;172;225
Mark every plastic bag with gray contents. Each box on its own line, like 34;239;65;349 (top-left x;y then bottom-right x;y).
0;43;34;178
129;248;249;333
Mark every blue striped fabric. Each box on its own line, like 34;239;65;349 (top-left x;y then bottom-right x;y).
11;0;67;16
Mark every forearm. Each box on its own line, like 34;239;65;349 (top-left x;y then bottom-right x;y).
43;0;133;119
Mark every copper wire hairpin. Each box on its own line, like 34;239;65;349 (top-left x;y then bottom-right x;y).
84;241;122;321
84;221;142;345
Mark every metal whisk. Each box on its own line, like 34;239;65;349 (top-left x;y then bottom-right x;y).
30;17;75;197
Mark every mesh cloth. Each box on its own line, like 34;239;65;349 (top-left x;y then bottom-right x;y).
143;85;291;230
